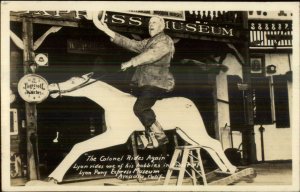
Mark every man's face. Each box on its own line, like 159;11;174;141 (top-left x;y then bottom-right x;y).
148;17;164;37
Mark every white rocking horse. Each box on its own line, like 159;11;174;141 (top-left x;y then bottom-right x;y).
27;72;237;185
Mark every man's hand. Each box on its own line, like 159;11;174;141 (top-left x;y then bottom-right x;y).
121;61;133;71
92;11;108;31
92;12;115;38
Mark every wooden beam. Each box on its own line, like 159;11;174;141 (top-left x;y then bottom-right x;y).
250;48;292;54
208;74;220;140
22;17;40;180
240;12;257;164
11;15;80;27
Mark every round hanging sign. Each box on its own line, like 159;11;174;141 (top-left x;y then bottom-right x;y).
34;53;48;66
17;74;49;103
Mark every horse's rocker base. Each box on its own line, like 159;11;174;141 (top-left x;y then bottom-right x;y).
207;167;256;185
25;180;58;186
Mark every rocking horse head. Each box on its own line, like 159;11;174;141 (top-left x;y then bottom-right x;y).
48;72;95;98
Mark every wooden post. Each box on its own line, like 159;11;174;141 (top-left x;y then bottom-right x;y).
22;17;40;180
241;12;257;164
208;74;220;140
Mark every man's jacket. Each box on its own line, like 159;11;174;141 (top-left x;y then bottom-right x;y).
111;32;175;91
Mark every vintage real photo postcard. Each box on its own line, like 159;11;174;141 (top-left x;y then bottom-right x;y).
1;1;299;191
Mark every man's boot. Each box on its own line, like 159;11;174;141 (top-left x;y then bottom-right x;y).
150;121;169;146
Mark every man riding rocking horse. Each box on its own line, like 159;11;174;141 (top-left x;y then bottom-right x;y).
93;13;175;148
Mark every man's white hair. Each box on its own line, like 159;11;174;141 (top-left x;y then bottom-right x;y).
150;15;165;30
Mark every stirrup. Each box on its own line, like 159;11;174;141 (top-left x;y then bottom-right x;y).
148;132;159;148
137;134;149;150
156;135;169;145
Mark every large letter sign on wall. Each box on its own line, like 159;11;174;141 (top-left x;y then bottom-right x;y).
11;11;238;39
18;74;49;103
105;11;236;37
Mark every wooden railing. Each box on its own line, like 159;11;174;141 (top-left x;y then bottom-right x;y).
186;11;244;27
249;20;292;48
